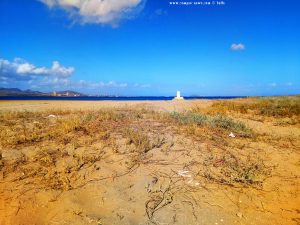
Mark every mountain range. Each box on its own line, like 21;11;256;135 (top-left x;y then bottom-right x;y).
0;88;85;97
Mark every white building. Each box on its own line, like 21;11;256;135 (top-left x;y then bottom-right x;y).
173;91;184;100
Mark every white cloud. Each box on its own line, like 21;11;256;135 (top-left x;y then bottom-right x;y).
51;61;75;77
39;0;145;26
0;57;74;79
0;56;149;94
231;43;246;51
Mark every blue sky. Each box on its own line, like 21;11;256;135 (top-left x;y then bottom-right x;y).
0;0;299;96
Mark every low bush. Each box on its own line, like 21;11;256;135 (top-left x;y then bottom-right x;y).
169;112;252;136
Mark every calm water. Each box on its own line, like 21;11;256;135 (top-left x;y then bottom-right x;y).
0;96;246;101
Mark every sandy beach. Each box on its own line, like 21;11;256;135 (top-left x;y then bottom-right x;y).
0;97;299;225
0;100;212;112
2;0;299;223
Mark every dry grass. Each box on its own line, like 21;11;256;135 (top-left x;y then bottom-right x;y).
168;112;253;137
1;98;299;225
125;128;152;153
124;128;166;153
0;107;271;192
195;96;300;120
202;152;270;186
0;109;125;148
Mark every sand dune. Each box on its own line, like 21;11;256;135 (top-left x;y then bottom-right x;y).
1;97;299;225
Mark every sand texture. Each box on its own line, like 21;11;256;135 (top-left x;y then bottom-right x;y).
0;97;299;225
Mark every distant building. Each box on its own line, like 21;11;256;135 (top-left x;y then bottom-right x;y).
173;91;184;100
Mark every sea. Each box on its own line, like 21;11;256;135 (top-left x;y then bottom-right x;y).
0;96;246;101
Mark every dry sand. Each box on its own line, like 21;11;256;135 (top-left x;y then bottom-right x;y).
0;100;212;112
0;99;299;225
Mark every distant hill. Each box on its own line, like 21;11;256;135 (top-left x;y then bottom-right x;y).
0;88;85;97
0;88;44;96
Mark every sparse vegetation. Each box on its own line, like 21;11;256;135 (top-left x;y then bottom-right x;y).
168;112;253;137
125;128;152;153
1;98;299;225
197;96;300;119
0;108;262;191
202;153;270;186
0;109;124;148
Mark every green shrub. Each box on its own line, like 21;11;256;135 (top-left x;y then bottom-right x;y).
169;112;252;136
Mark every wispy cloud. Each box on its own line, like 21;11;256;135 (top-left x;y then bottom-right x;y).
269;82;277;87
76;80;128;89
230;43;246;51
134;83;151;88
39;0;146;26
154;8;167;16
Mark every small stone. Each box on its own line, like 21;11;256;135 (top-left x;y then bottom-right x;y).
229;132;236;138
46;114;56;118
236;212;243;218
